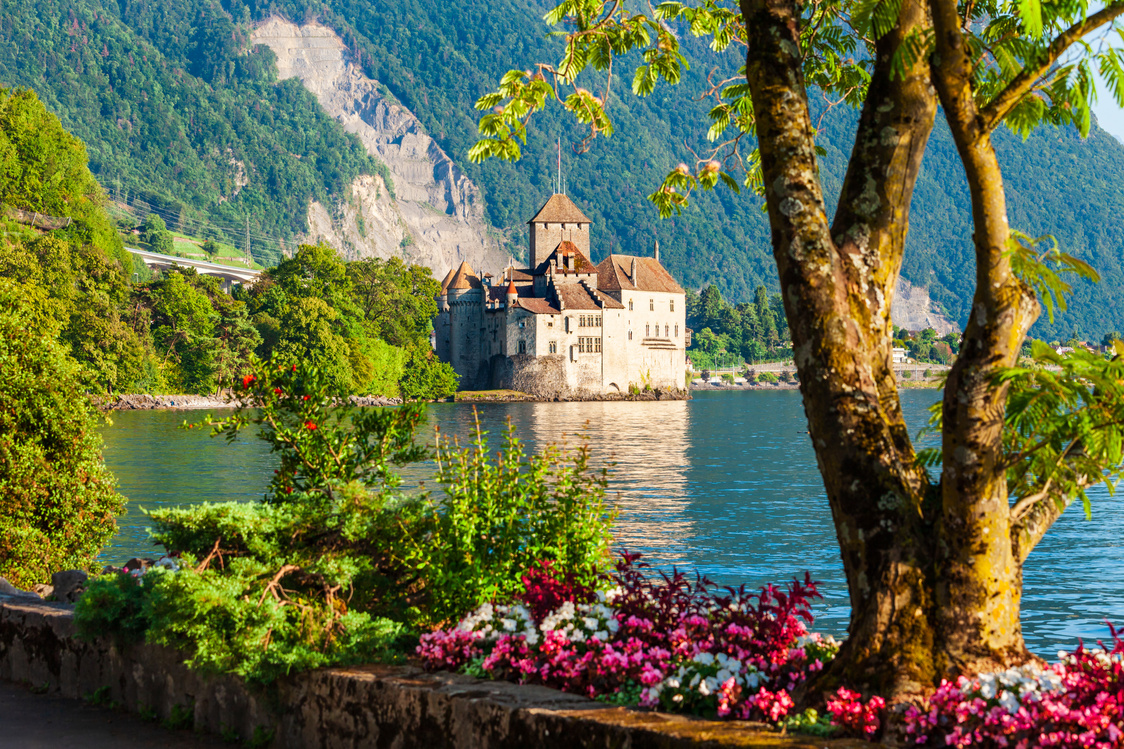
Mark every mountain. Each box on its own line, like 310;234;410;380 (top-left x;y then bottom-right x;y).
2;0;1123;340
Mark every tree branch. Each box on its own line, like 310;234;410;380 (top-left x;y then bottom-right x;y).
1010;484;1081;563
981;3;1124;132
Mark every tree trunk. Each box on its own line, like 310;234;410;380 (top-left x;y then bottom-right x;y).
928;0;1039;674
741;0;1038;698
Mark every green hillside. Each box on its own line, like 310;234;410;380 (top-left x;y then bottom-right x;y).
2;0;1123;339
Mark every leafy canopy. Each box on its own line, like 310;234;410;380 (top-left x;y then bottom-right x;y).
469;0;1124;216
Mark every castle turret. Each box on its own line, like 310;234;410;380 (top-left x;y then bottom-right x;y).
505;279;518;307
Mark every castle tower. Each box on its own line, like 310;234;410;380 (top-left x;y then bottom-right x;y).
444;261;485;387
527;194;592;273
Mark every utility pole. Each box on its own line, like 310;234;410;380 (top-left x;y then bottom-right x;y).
244;214;252;261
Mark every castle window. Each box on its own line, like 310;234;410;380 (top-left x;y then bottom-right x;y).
578;338;585;353
665;324;669;337
645;323;650;336
629;299;633;311
595;337;602;353
518;320;526;329
549;341;557;353
675;324;679;337
650;299;654;311
670;299;675;312
518;340;527;354
628;330;633;340
596;315;601;326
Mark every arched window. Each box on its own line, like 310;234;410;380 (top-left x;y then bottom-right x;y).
629;299;633;311
645;323;650;336
628;330;633;340
650;298;654;311
665;324;669;337
675;324;679;337
518;340;527;354
670;299;675;312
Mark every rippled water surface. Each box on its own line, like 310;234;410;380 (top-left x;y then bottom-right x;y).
100;390;1124;654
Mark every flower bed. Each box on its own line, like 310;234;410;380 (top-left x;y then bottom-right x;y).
419;555;1124;746
901;637;1124;748
419;554;842;724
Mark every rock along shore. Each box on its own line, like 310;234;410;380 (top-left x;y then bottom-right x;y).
92;393;404;412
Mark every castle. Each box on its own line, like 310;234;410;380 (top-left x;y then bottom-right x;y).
434;194;687;397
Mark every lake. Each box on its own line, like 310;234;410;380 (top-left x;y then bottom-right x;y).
98;389;1124;655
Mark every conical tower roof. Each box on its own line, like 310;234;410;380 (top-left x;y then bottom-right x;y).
445;261;482;290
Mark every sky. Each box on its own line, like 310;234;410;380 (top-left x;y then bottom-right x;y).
1092;95;1124;142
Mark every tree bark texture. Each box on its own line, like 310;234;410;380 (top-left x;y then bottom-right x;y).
928;0;1039;674
740;0;1042;697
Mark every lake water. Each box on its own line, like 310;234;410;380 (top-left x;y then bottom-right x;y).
98;390;1124;655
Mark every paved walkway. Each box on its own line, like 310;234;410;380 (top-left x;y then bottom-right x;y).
0;680;230;748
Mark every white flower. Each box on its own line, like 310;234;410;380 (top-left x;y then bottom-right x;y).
979;679;997;700
502;618;517;631
672;694;684;703
698;680;711;696
693;652;715;666
666;677;681;689
716;668;733;683
594;630;608;641
998;690;1020;714
583;617;598;630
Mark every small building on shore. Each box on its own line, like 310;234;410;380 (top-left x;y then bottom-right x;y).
433;194;687;397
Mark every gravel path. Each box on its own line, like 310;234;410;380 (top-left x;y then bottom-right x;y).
0;680;231;748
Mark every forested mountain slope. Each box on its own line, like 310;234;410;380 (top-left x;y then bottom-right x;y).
3;0;1124;339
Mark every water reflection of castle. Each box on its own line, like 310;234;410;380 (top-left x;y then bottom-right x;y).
515;400;693;562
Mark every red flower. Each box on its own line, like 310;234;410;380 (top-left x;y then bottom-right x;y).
273;388;282;396
304;421;318;431
292;364;297;372
302;395;310;401
242;374;255;389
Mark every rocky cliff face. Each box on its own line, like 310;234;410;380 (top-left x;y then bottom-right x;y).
251;18;510;274
892;278;958;334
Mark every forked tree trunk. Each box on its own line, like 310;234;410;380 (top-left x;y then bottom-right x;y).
740;0;1038;699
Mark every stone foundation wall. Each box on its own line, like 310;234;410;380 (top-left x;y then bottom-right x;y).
0;594;862;748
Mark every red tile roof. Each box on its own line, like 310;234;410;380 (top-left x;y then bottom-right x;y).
545;241;597;274
527;194;592;224
516;298;561;315
596;254;684;295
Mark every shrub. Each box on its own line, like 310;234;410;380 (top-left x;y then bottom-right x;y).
721;372;734;384
401;417;613;625
76;358;612;681
902;369;913;379
756;372;779;384
0;279;125;587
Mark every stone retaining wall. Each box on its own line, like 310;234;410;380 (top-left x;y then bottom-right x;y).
0;594;863;748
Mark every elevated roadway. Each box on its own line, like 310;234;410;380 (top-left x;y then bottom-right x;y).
127;248;262;291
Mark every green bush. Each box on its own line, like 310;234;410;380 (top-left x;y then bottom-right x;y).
756;371;779;384
0;279;126;587
721;372;735;384
404;420;613;624
75;571;152;645
76;358;611;681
